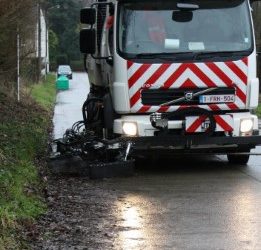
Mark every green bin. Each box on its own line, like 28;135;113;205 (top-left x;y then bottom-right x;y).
56;76;69;90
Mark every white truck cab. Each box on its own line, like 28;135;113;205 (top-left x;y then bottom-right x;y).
80;0;261;164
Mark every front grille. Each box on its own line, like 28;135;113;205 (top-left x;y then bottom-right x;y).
141;88;235;106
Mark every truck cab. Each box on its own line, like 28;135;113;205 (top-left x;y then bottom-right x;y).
80;0;261;164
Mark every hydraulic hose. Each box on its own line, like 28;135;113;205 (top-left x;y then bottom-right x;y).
82;97;103;128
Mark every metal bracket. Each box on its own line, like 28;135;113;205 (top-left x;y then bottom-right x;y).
124;142;133;161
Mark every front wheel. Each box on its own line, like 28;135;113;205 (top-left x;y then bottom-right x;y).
227;152;250;165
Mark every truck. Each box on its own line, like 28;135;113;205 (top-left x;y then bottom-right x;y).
79;0;261;165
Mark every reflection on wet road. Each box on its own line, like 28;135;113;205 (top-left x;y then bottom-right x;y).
108;151;261;250
118;202;144;249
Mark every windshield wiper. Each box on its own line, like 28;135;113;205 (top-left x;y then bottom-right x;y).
129;50;249;61
193;51;249;60
133;53;174;59
131;52;194;60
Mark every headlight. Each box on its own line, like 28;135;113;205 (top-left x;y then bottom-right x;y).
240;119;254;133
122;122;138;136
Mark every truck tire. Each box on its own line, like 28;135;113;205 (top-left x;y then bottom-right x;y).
227;152;250;165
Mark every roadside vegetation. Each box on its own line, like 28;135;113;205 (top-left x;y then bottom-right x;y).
31;74;56;111
256;100;261;118
0;74;56;249
46;0;83;70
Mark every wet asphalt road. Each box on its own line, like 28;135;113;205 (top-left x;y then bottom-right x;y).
109;153;261;250
53;72;89;139
42;73;261;250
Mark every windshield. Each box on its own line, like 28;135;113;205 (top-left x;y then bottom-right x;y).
59;66;71;72
118;0;253;59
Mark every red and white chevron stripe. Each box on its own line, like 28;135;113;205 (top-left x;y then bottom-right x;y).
127;57;248;113
185;115;234;133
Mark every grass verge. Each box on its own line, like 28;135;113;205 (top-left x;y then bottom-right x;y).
256;105;261;118
256;95;261;118
0;75;56;249
30;74;56;111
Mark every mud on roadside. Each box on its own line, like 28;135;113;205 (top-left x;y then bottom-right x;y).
30;176;128;250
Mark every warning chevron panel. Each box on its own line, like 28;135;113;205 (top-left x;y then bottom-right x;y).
127;58;248;113
185;115;234;133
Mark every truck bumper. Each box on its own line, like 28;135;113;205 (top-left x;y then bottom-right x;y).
113;112;261;153
114;112;259;137
117;133;261;152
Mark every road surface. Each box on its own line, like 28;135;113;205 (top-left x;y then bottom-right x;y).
33;72;261;250
53;72;89;139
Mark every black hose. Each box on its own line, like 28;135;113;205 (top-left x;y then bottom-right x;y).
82;97;103;127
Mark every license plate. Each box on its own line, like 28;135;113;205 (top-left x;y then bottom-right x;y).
199;95;235;104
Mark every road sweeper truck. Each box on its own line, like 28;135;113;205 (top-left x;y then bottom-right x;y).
79;0;261;165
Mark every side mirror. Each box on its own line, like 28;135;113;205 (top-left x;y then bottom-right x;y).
80;8;96;25
80;29;96;54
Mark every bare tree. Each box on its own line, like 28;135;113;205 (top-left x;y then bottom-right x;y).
0;0;38;92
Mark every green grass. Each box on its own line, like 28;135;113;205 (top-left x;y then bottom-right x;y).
255;95;261;118
254;95;261;119
31;74;56;111
256;105;261;118
0;75;56;249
